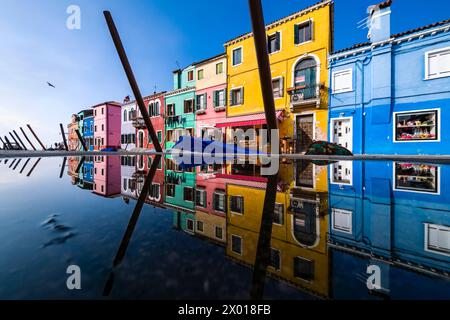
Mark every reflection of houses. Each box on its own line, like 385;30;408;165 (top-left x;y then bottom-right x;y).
329;1;450;155
67;114;79;151
221;0;333;177
93;156;121;197
121;155;137;199
67;156;80;184
134;155;164;206
77;156;94;190
163;157;196;212
135;93;166;150
223;171;330;297
93;101;121;151
165;65;196;150
328;161;450;298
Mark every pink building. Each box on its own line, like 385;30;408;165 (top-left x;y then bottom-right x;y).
194;53;227;139
93;101;121;150
93;156;121;197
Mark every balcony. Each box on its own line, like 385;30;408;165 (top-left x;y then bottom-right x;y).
130;111;146;129
287;83;325;109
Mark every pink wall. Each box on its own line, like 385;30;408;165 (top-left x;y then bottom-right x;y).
195;175;226;216
93;156;121;197
93;102;121;150
196;83;227;136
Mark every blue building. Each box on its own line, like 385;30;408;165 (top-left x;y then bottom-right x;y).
78;109;94;151
328;160;450;293
328;1;450;155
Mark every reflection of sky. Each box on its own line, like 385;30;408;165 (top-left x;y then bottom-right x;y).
1;0;450;143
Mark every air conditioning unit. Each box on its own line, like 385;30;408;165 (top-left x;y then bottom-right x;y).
291;93;304;103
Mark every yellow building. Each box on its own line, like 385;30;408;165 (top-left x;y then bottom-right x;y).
223;0;333;153
223;170;330;298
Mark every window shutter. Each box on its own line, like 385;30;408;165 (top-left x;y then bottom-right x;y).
229;89;234;106
223;89;227;106
276;32;281;51
213;91;217;107
203;93;207;109
280;77;284;97
240;87;244;104
294;24;299;44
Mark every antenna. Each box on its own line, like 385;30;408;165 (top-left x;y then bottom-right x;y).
175;61;180;69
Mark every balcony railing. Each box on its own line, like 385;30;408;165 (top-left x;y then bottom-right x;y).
130;111;146;128
287;83;324;106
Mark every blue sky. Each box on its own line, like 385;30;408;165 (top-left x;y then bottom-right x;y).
0;0;449;144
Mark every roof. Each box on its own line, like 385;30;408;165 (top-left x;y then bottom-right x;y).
378;0;393;9
91;101;121;108
224;0;333;46
193;53;226;66
164;86;195;97
332;17;450;56
122;91;167;106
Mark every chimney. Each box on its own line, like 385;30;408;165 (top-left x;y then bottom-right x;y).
367;0;392;43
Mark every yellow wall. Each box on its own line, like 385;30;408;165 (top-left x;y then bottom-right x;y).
225;1;333;141
195;211;226;244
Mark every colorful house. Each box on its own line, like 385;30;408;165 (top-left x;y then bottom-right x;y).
93;101;121;151
121;155;137;200
164;157;196;212
77;109;94;151
67;114;79;151
328;1;450;156
193;53;227;139
93;155;121;197
134;92;166;150
121;100;137;150
222;0;333;176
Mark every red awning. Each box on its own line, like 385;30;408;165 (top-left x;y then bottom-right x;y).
216;111;284;128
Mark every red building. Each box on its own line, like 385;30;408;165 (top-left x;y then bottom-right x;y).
134;92;166;150
134;155;165;207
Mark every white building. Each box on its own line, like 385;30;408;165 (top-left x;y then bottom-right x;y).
121;101;137;150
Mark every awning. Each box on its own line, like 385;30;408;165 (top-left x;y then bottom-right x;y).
216;111;284;128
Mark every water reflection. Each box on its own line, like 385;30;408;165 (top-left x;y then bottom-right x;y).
0;156;448;299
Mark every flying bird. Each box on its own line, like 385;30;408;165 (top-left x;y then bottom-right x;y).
47;82;56;88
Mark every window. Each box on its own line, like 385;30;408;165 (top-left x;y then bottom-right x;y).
270;248;281;270
150;183;160;199
273;203;284;225
213;191;226;212
230;196;244;214
268;32;281;54
196;94;207;111
293;257;314;281
101;108;104;115
294;21;312;45
166;104;175;116
213;89;226;108
95;125;97;132
157;131;162;143
196;221;204;233
426;47;450;80
215;226;223;240
230;88;244;106
197;69;204;80
332;69;353;93
394;163;439;194
184;99;194;113
395;110;439;142
186;219;194;232
101;124;104;131
331;161;353;185
425;224;450;256
195;189;207;207
216;62;224;74
184;187;194;202
232;47;242;66
272;77;284;98
187;70;194;82
166;184;175;197
332;208;353;233
231;235;242;254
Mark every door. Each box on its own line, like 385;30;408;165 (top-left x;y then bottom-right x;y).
332;118;352;152
296;114;314;153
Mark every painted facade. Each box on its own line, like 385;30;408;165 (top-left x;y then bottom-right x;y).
135;92;166;150
164;156;196;212
67;114;79;151
93;101;121;151
121;155;137;200
121;101;137;150
78;109;94;151
93;155;121;197
329;2;450;155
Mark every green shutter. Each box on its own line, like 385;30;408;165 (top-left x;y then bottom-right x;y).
213;91;217;107
294;24;299;45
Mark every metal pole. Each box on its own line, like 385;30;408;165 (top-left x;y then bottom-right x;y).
13;130;27;150
248;0;279;300
20;158;31;174
9;132;23;150
20;127;36;150
60;124;69;151
103;11;162;153
26;124;46;150
75;129;88;151
27;158;41;177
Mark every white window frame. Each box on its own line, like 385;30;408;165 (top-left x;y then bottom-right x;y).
267;30;282;55
215;226;224;240
232;46;243;67
183;98;194;114
425;46;450;80
196;220;204;233
393;108;441;143
187;69;194;82
230;195;244;215
231;234;243;255
186;218;194;232
331;208;353;234
183;186;194;202
273;202;284;226
329;161;353;186
330;116;353;152
216;62;224;75
332;68;353;94
424;223;450;257
393;162;441;195
294;18;314;46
